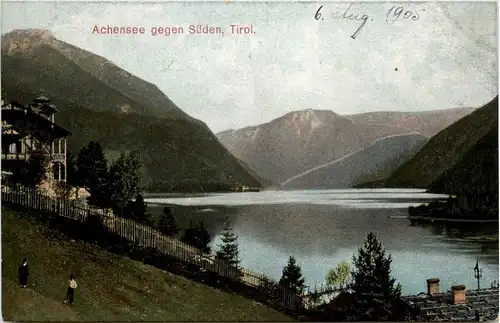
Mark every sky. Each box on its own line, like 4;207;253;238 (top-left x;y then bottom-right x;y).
1;1;498;133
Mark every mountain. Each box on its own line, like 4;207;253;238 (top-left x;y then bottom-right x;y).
346;108;477;138
365;96;498;189
427;121;498;217
281;133;428;189
1;29;261;192
217;109;414;184
216;108;475;184
428;124;498;196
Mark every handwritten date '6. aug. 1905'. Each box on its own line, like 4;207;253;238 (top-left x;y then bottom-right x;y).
314;4;425;39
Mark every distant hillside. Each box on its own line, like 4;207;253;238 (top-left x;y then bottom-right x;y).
235;158;273;188
406;111;498;220
1;29;261;192
217;108;475;185
345;108;476;138
370;96;498;189
281;133;428;189
430;120;498;204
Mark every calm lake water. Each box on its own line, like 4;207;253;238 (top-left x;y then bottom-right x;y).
144;189;499;295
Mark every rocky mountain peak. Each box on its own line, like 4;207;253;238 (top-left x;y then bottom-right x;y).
2;29;57;54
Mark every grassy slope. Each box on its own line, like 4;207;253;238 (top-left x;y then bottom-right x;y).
368;96;498;188
1;47;262;191
2;207;292;321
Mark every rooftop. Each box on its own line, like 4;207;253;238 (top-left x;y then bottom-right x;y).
404;288;499;321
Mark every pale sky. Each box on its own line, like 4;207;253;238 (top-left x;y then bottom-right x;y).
1;1;497;133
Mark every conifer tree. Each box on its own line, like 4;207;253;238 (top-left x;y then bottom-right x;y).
129;193;147;221
181;220;197;246
351;232;402;299
215;218;240;267
65;151;79;187
279;256;306;295
76;141;109;207
196;221;212;254
158;207;178;236
181;220;211;254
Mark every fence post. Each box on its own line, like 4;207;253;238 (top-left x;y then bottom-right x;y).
149;227;153;248
20;186;23;206
30;187;34;208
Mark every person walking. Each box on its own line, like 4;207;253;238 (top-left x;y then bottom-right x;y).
18;258;29;288
64;275;78;305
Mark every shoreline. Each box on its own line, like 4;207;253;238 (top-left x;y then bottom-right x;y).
407;215;499;223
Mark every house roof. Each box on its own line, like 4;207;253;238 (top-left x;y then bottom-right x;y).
2;105;71;140
403;288;499;321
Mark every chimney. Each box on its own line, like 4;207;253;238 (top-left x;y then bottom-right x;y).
451;285;467;305
426;278;440;295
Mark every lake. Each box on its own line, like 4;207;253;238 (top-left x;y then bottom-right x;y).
144;189;499;296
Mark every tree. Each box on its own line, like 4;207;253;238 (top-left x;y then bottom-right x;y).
132;193;147;219
279;256;306;295
351;232;402;299
259;275;280;302
315;233;410;321
54;181;73;201
196;221;212;254
76;141;109;207
107;151;143;213
181;220;211;254
7;153;49;188
26;154;49;187
326;260;351;288
65;151;79;187
157;207;178;236
65;151;81;199
215;218;240;267
181;220;197;245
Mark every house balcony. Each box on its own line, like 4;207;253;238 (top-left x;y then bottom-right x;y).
1;152;65;162
1;153;27;160
52;153;66;162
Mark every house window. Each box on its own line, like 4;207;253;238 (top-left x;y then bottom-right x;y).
61;165;66;181
52;163;60;180
8;143;16;154
61;139;66;154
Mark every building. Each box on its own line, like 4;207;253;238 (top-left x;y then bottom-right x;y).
403;278;499;321
1;96;71;187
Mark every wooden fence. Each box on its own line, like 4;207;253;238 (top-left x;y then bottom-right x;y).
1;185;303;310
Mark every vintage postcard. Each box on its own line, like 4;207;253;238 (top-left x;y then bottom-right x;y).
1;0;498;321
